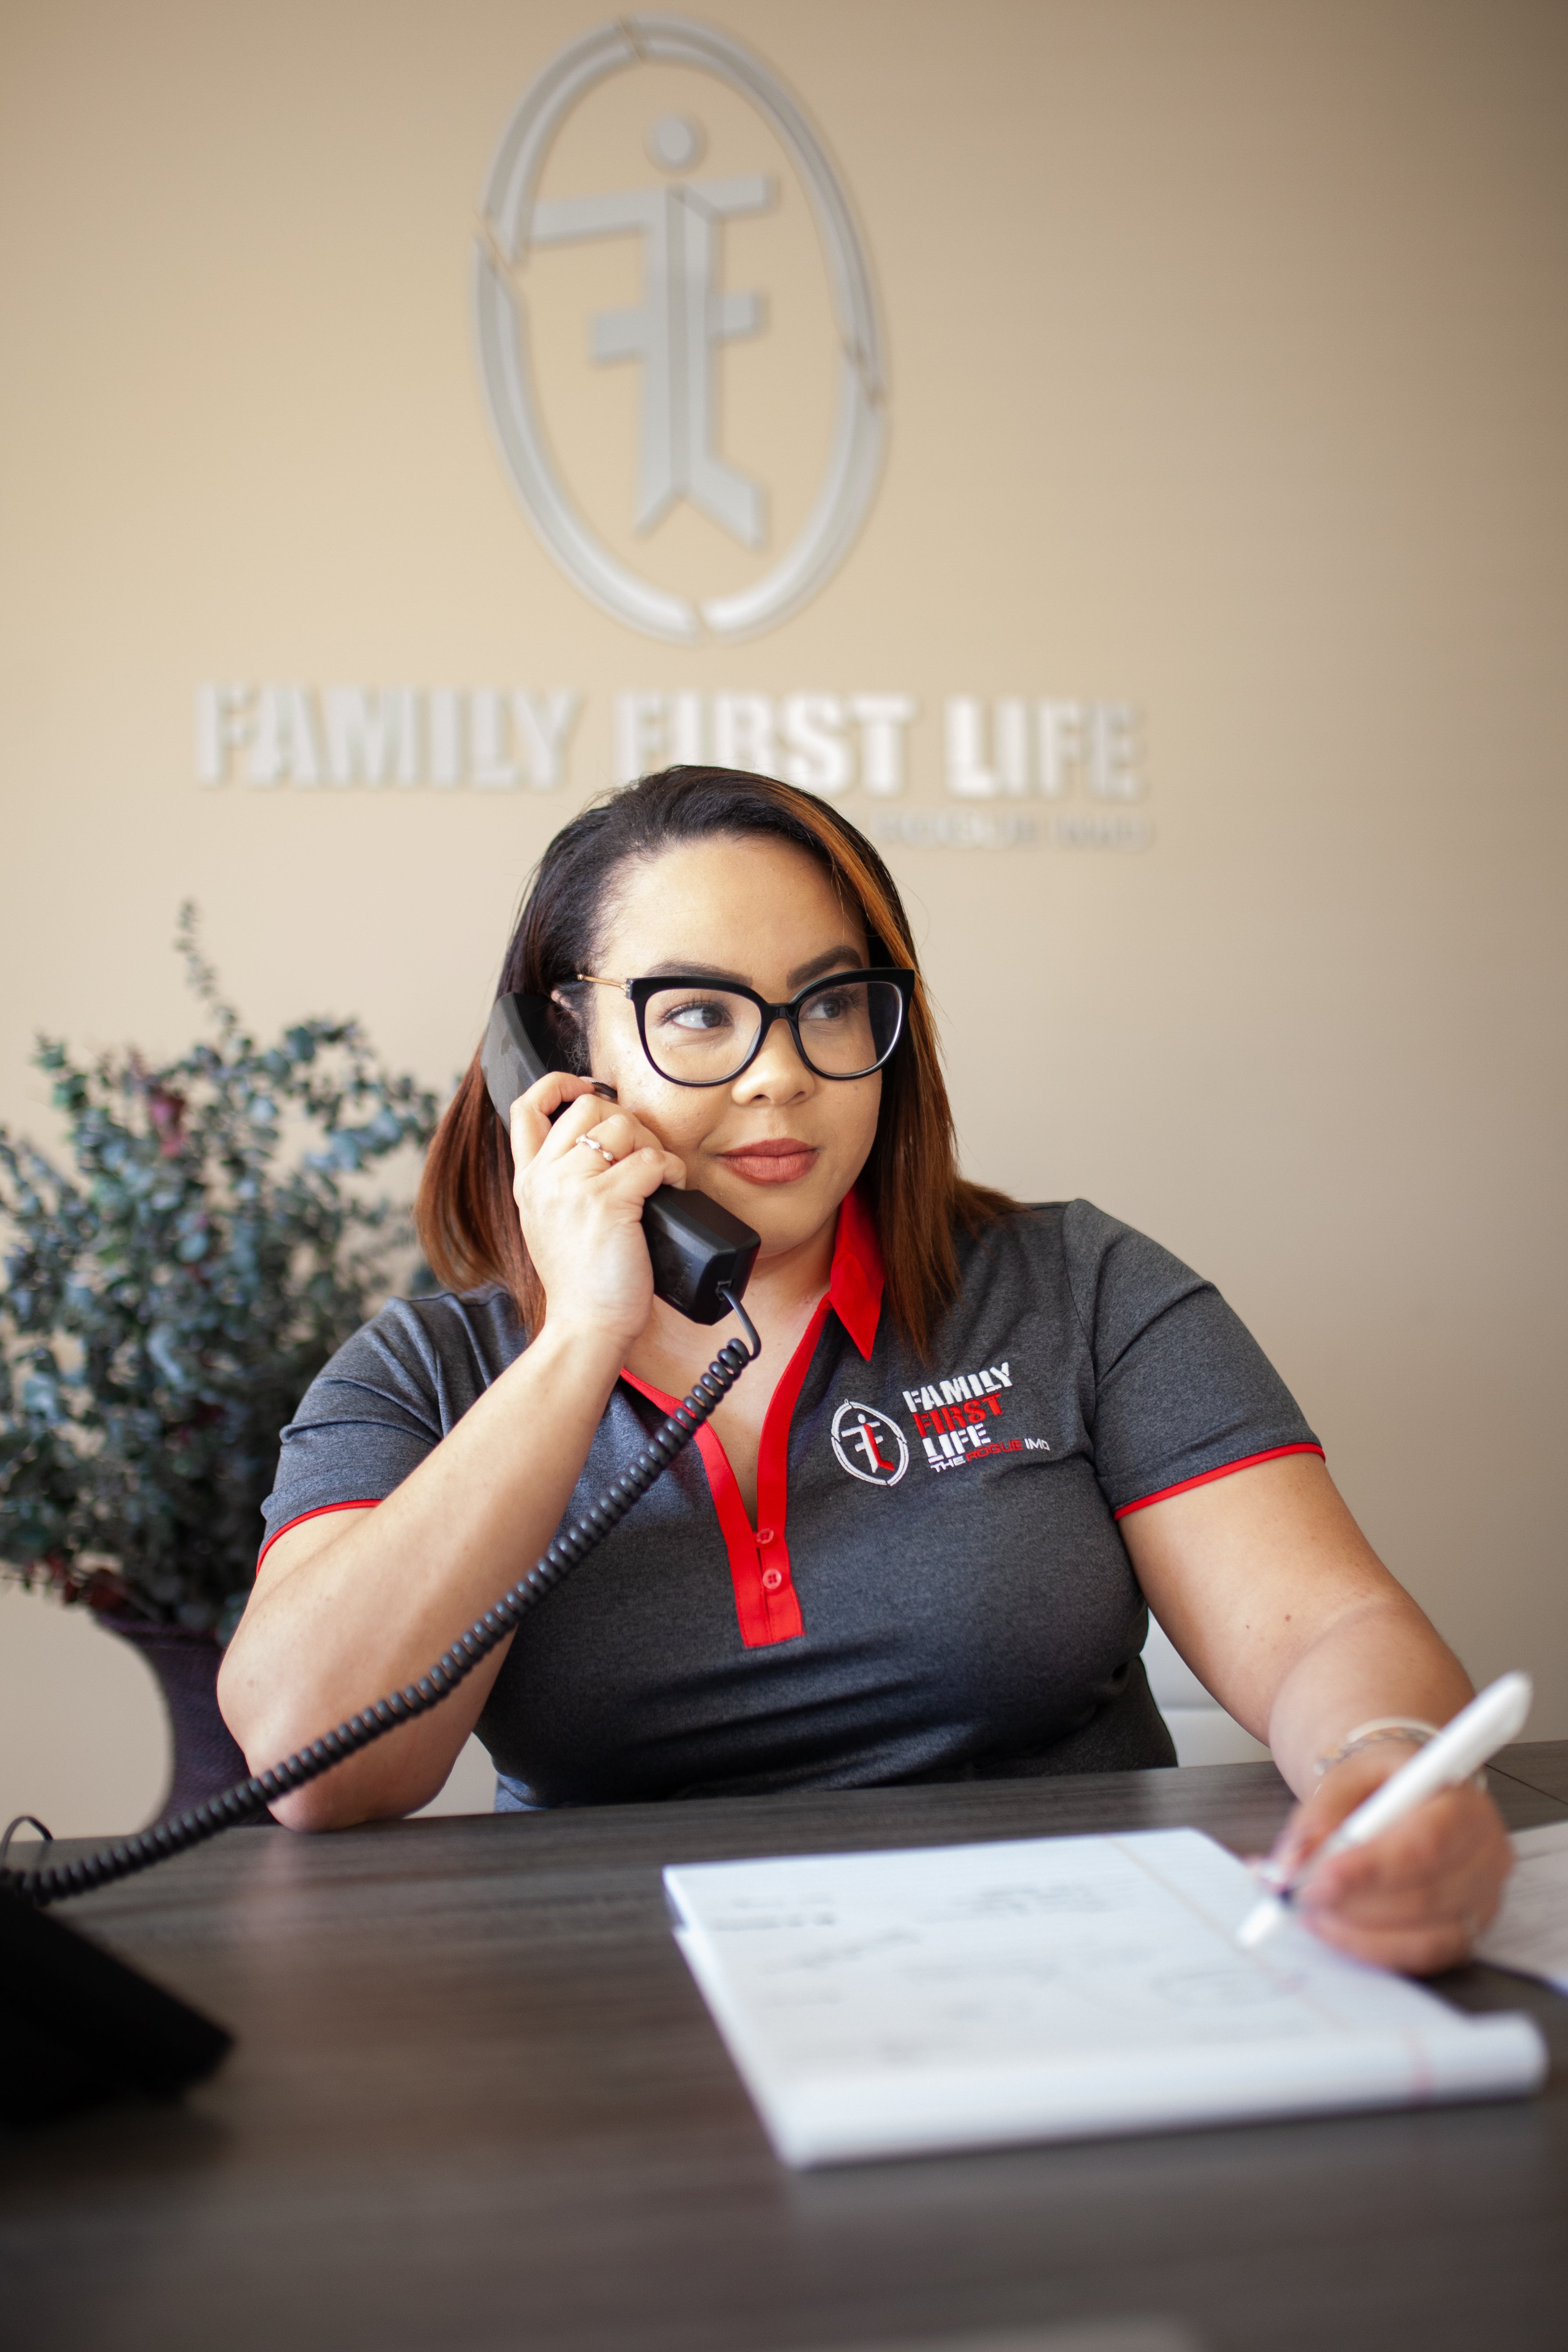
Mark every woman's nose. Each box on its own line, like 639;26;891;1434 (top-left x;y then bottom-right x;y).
735;1014;813;1098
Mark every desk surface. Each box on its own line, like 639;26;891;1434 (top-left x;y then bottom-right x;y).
5;1749;1568;2352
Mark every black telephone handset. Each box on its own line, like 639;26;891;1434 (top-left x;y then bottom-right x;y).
482;993;760;1326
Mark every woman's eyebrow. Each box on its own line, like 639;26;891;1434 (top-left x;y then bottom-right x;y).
786;945;865;989
639;959;749;985
637;946;867;991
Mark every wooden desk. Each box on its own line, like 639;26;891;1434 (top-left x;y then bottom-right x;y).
4;1750;1567;2352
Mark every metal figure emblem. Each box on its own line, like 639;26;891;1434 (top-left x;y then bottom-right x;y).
473;16;886;644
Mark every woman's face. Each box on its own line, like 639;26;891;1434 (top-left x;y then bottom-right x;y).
577;835;884;1258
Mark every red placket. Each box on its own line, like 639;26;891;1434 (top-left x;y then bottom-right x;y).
620;1189;883;1649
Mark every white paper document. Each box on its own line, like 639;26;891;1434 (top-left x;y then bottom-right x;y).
1478;1820;1568;1993
664;1829;1547;2167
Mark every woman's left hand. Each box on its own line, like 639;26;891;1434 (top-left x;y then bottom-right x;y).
1263;1746;1514;1975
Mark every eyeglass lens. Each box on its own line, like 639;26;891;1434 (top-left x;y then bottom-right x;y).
641;978;905;1084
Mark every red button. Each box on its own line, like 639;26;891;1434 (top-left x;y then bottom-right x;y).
756;1527;775;1545
761;1567;784;1592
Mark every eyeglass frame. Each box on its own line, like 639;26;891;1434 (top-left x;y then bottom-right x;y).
569;968;917;1089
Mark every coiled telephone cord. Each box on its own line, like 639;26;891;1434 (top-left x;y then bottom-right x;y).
2;1292;760;1910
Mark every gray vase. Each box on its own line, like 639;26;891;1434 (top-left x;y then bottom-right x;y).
99;1613;255;1824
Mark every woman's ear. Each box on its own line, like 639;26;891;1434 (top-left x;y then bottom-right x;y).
546;989;591;1077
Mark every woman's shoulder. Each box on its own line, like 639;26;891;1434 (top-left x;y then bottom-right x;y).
386;1281;526;1349
311;1283;527;1408
957;1196;1155;1267
954;1198;1211;1332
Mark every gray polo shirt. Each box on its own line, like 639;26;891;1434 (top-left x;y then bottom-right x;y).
259;1196;1321;1807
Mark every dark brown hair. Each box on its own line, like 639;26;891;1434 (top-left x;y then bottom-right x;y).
415;767;1013;1356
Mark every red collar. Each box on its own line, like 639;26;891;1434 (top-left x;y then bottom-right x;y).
827;1185;883;1360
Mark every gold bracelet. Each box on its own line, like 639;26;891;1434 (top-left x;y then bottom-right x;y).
1313;1718;1438;1778
1314;1716;1486;1789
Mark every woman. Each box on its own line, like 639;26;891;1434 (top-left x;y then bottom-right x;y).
219;766;1510;1974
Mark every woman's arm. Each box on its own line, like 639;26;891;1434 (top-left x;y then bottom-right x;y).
218;1071;686;1831
218;1320;624;1829
1122;1453;1512;1973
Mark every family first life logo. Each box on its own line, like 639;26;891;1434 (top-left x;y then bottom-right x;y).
192;685;1148;842
901;1363;1050;1474
830;1403;909;1487
828;1366;1052;1485
472;14;884;645
190;23;1152;852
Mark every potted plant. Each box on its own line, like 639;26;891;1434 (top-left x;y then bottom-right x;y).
0;909;439;1822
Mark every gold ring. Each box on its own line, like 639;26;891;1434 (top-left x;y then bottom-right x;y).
575;1134;616;1165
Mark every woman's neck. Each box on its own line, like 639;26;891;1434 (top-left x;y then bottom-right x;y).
628;1207;839;1397
624;1208;841;1518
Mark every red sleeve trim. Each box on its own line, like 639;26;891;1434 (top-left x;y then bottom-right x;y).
256;1497;381;1571
1112;1443;1325;1521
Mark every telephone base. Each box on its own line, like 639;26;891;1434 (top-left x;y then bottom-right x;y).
0;1881;232;2126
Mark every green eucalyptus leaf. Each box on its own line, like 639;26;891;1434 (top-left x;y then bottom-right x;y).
0;912;440;1630
20;1372;63;1420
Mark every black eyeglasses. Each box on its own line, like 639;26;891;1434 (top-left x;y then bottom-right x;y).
573;969;916;1088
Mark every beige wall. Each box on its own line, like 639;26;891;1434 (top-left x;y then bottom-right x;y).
3;0;1564;1831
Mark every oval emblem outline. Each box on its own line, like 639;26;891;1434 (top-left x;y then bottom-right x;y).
830;1399;909;1487
472;14;887;644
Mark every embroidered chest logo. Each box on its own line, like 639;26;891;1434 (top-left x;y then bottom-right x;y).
899;1362;1051;1473
830;1401;910;1486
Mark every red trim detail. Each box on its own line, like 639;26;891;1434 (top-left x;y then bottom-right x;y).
750;1293;829;1643
694;1420;792;1647
621;1339;813;1650
827;1185;883;1360
1112;1443;1325;1521
619;1191;882;1648
256;1498;380;1571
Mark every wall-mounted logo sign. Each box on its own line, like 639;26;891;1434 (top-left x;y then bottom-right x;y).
472;16;886;644
194;684;1151;853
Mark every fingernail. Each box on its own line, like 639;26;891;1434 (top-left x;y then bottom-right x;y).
591;1081;618;1101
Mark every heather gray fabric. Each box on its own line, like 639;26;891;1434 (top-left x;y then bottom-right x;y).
260;1201;1319;1808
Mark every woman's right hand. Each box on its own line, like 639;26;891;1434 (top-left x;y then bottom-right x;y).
224;1068;683;1830
509;1074;687;1355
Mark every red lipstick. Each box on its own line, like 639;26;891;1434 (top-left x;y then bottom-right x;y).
717;1137;820;1187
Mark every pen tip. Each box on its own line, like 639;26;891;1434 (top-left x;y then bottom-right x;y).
1237;1895;1284;1950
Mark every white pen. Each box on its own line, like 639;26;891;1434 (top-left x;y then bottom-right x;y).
1236;1670;1533;1951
